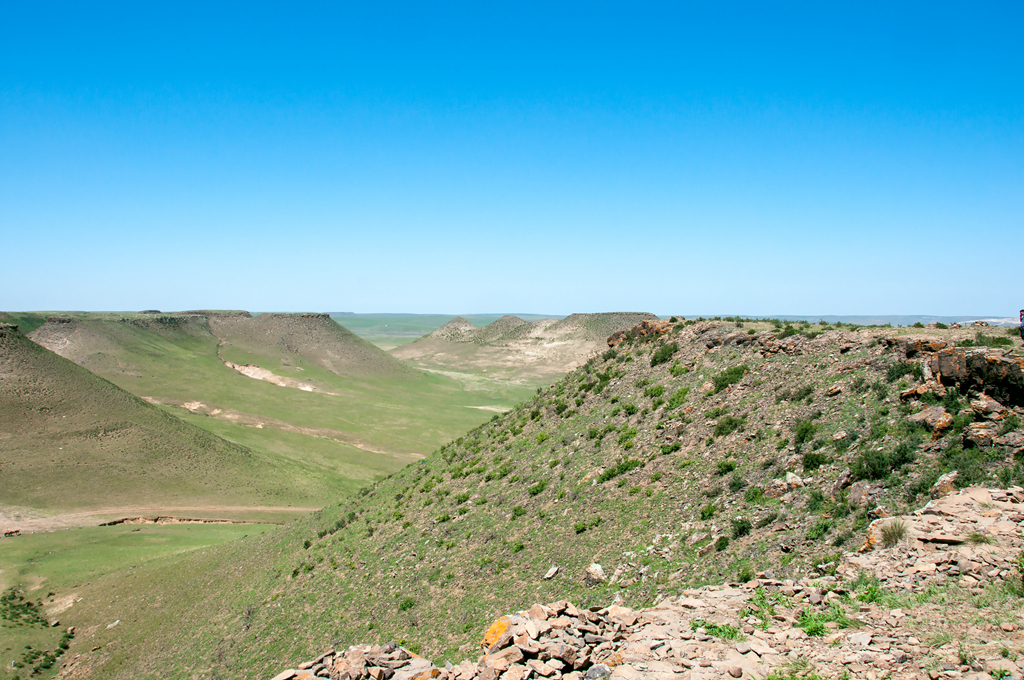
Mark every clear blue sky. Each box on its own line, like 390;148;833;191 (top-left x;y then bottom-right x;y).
2;2;1021;316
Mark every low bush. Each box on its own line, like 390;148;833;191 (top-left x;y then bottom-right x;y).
700;503;717;520
598;458;642;483
651;342;679;367
802;450;828;471
731;518;752;538
792;420;816;449
886;360;923;383
714;415;746;437
728;473;745;492
713;365;748;393
806;517;833;540
716;460;736;476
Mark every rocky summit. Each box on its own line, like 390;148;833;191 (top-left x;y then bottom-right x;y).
269;485;1024;680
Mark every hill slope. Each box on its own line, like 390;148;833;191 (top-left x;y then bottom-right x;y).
49;319;1024;679
393;312;658;388
209;312;411;378
24;312;510;469
0;324;332;521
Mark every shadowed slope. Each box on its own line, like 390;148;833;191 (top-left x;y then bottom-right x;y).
0;325;334;517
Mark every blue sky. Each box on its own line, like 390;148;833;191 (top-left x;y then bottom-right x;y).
2;2;1021;316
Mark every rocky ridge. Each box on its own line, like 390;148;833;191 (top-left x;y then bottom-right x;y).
268;485;1024;680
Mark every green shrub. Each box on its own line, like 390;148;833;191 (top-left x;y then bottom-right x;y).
700;503;717;520
573;516;601;534
775;385;814;404
511;506;526;518
792;420;816;448
744;486;764;503
806;489;825;512
598;458;642;483
602;348;618;361
886;360;923;383
728;473;746;493
651;342;679;367
716;460;736;476
714;416;746;438
622;403;638;416
806;517;833;540
732;518;752;538
644;384;665;399
715;536;730;551
398;597;416;612
666;387;689;409
713;365;748;393
660;441;681;455
669;362;688;377
527;480;548;496
973;331;1013;348
802;451;828;471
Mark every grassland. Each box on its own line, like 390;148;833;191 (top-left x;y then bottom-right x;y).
0;523;274;678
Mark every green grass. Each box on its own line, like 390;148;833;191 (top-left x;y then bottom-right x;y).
0;524;272;680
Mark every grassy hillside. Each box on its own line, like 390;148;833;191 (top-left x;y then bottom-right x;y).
23;313;525;499
392;312;658;389
0;324;344;518
331;314;560;350
47;319;1024;679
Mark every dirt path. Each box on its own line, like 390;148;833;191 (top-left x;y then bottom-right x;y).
0;505;320;534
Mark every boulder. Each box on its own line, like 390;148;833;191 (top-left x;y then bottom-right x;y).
930;471;959;499
908;405;953;431
963;422;999;448
584;564;606;585
971;394;1008;420
993;431;1024;454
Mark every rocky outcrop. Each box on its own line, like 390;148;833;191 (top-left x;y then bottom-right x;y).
270;486;1024;680
927;348;1024;407
607;320;674;348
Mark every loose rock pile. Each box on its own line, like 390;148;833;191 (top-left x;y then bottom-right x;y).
848;486;1024;591
271;486;1024;680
